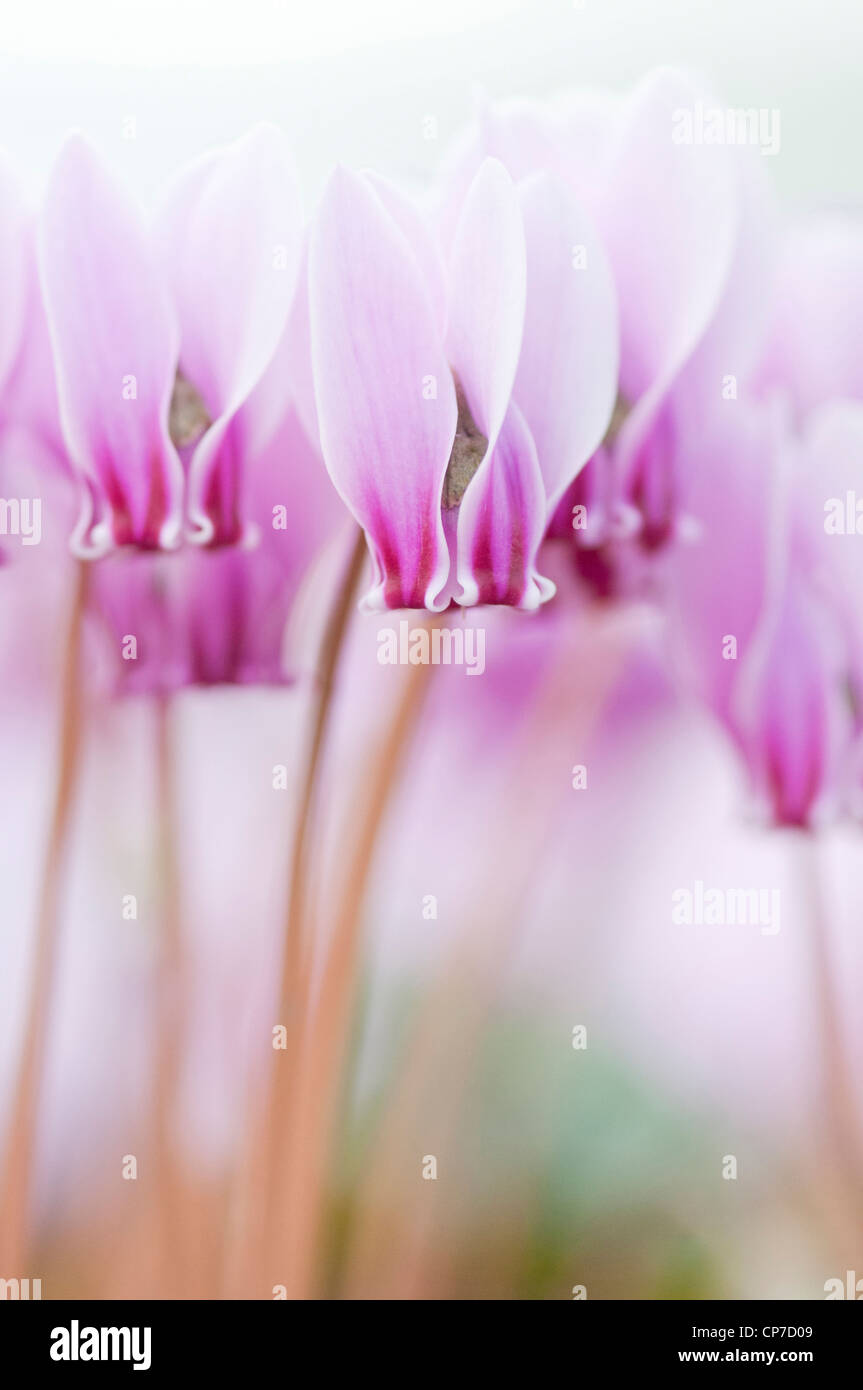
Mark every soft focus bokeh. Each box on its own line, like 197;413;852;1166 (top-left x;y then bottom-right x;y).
1;0;861;1300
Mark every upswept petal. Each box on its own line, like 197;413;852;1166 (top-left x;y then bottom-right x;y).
513;172;618;515
800;401;863;715
446;158;526;460
744;575;846;828
365;172;449;339
0;152;30;396
668;399;780;730
547;89;623;211
309;166;456;611
678;152;778;404
597;68;739;402
180;410;329;687
598;71;742;543
435;96;560;253
244;238;320;472
477;98;561;183
38;134;182;554
0;236;67;465
456;400;554;610
154;124;303;543
92;407;341;693
154;124;302;416
754;220;863;415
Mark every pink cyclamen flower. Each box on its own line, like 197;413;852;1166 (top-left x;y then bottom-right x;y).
308;157;618;611
0;153;30;436
671;396;851;829
753;218;863;420
438;71;769;591
37;126;303;556
800;403;863;716
89;404;341;693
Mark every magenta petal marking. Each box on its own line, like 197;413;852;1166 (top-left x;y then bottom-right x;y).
457;402;555;610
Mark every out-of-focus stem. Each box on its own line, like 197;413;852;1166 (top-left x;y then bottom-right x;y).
151;692;187;1296
343;601;631;1297
799;832;863;1242
279;527;368;1017
276;627;438;1298
0;561;89;1273
224;527;366;1295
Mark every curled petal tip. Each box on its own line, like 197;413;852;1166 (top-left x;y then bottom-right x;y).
70;518;113;561
186;512;216;547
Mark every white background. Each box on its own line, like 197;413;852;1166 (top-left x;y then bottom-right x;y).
0;0;860;209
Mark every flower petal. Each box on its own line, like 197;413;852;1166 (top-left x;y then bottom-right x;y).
445;157;525;460
242;236;321;475
669;399;783;732
801;401;863;715
680;153;778;398
597;68;739;401
38;134;182;554
457;400;555;610
755;220;863;415
182;408;336;685
595;71;742;546
435;95;563;253
513;171;619;515
309;166;456;611
153;124;303;543
0;153;30;397
92;408;340;692
365;171;449;339
742;574;846;828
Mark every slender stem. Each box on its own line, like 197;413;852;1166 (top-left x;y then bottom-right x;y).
151;692;187;1296
279;527;368;1017
261;528;367;1238
0;561;89;1273
342;602;630;1297
223;527;366;1295
275;629;438;1297
800;832;863;1241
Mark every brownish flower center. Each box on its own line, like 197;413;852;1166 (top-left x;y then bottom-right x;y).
603;392;631;448
169;371;212;450
442;376;488;510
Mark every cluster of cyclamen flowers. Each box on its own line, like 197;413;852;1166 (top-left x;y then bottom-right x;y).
1;68;862;827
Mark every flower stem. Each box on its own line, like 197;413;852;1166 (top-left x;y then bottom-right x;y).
223;527;366;1295
800;832;863;1245
150;691;187;1296
0;561;89;1273
342;601;630;1296
280;527;368;1017
275;622;439;1297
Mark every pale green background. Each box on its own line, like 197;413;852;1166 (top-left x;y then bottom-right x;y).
0;0;860;210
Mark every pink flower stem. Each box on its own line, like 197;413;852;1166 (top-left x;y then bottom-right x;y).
0;561;89;1274
223;527;366;1295
800;831;863;1246
273;620;439;1298
150;691;189;1296
343;601;630;1297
